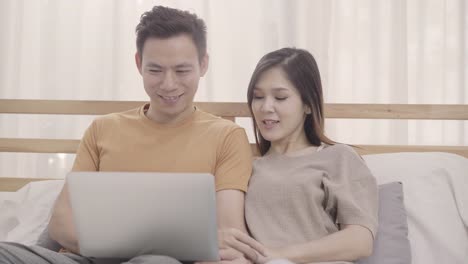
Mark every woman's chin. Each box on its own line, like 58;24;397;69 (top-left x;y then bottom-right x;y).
261;133;280;143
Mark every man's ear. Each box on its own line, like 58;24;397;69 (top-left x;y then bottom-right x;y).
135;52;143;75
200;53;209;77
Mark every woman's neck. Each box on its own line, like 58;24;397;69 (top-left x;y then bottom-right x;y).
267;134;312;155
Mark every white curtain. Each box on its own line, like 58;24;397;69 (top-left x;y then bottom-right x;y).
0;0;466;178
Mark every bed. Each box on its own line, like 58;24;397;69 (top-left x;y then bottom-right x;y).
0;99;467;264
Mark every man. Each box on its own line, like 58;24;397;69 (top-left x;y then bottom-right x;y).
0;6;252;264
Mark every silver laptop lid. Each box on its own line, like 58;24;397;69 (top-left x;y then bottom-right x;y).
67;172;219;261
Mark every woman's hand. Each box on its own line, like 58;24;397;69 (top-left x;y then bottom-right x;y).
215;228;258;264
220;228;280;264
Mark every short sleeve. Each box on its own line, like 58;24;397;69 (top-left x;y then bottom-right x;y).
214;127;253;192
72;120;100;171
322;145;378;238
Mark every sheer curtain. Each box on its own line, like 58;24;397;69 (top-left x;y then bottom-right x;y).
0;0;466;178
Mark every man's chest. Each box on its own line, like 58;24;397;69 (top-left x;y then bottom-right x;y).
97;132;219;173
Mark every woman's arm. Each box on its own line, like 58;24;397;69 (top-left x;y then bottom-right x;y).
225;224;373;264
277;224;373;263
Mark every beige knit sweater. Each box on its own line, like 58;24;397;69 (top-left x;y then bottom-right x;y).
245;144;378;252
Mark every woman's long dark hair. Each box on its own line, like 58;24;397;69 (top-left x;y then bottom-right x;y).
247;48;335;155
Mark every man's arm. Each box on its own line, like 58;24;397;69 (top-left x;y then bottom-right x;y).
217;189;249;259
216;189;248;233
216;189;254;263
48;183;80;253
214;127;252;235
48;120;100;253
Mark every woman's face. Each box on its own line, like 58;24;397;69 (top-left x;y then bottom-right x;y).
251;67;309;146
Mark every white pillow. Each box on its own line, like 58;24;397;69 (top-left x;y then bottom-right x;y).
0;180;64;245
363;152;468;264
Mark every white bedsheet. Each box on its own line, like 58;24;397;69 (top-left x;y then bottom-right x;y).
0;180;63;245
0;152;467;264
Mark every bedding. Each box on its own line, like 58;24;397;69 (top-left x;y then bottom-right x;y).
357;182;411;264
363;152;468;264
0;152;467;264
0;180;63;245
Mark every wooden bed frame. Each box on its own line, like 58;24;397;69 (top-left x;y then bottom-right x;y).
1;99;467;192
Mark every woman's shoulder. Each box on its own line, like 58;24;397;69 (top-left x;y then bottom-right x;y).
321;143;360;158
252;144;359;162
321;144;375;182
318;143;368;170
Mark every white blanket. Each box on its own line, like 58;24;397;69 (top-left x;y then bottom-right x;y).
0;180;64;245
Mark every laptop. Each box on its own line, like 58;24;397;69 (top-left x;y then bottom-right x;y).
67;171;220;261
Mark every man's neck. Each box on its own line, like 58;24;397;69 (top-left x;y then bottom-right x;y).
145;103;196;125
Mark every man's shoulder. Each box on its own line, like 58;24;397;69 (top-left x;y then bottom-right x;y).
94;106;142;122
195;109;242;131
90;105;143;129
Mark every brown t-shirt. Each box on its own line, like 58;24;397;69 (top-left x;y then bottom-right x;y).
245;144;378;249
72;104;252;192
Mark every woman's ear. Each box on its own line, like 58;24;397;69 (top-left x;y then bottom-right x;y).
305;106;312;114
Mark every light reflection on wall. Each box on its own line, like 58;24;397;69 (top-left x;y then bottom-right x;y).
0;153;76;179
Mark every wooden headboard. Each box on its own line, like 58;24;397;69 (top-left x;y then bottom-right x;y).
1;99;467;191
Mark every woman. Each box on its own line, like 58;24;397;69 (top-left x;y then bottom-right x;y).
223;48;378;264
